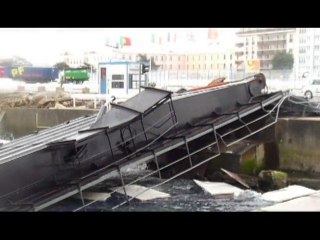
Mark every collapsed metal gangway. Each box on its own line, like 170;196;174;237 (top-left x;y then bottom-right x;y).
0;73;288;211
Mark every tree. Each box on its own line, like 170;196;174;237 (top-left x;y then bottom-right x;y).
54;62;70;71
137;54;160;70
271;52;294;70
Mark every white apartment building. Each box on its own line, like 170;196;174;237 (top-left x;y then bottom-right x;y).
235;28;296;71
295;28;320;78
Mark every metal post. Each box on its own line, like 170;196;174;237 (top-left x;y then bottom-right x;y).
152;150;162;179
117;166;130;205
78;184;86;212
212;124;221;154
184;136;193;167
106;129;115;162
149;55;152;85
127;125;137;153
140;116;148;143
139;63;141;93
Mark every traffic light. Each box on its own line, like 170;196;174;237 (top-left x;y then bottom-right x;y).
141;63;150;74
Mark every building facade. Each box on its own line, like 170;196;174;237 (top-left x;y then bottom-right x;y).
235;28;296;71
295;28;320;78
61;47;236;74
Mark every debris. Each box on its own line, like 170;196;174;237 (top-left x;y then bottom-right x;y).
113;185;170;201
258;170;288;191
52;103;66;109
261;185;316;203
261;192;320;211
221;168;250;189
194;180;244;198
74;192;111;202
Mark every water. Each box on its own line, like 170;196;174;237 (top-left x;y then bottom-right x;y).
46;171;273;212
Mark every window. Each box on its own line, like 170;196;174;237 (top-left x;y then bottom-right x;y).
112;82;124;88
112;75;124;80
312;80;320;85
111;74;124;89
129;74;146;89
300;28;306;33
299;47;306;54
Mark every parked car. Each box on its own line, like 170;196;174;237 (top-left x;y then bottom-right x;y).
302;79;320;99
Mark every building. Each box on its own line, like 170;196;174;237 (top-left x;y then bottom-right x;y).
295;28;320;78
61;47;236;74
235;28;296;71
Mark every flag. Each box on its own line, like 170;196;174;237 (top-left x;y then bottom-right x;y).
105;38;110;46
208;28;218;40
186;32;195;42
119;36;131;47
159;36;163;45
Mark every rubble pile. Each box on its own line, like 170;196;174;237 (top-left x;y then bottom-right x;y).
0;92;100;109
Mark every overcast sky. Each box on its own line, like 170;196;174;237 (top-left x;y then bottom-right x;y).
0;28;238;66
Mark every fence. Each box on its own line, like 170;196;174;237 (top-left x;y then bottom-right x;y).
148;68;310;92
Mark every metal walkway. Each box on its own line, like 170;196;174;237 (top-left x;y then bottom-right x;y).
0;89;286;211
1;74;294;211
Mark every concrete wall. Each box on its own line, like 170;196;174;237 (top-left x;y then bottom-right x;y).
276;117;320;173
0;108;98;139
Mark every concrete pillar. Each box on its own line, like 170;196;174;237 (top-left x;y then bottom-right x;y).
276;117;320;173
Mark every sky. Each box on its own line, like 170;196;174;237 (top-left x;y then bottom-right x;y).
0;28;239;66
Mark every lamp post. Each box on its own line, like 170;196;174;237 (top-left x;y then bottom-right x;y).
149;55;152;86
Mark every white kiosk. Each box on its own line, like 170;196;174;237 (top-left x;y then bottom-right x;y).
98;60;149;98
